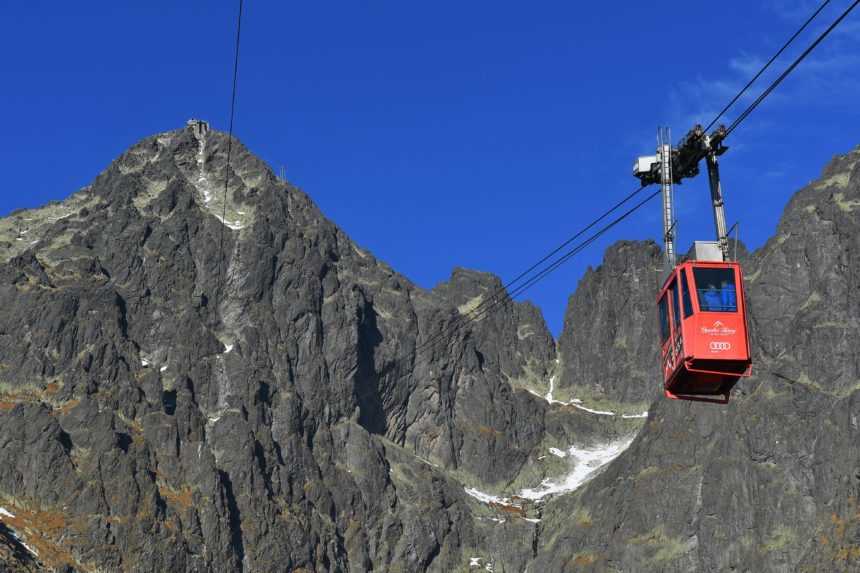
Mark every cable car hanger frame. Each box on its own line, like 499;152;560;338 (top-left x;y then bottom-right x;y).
634;124;752;405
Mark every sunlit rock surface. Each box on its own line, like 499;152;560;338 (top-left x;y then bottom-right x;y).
0;126;857;571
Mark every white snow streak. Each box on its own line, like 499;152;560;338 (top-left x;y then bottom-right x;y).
160;365;168;373
469;557;482;567
18;538;38;557
215;214;246;230
0;512;39;557
518;438;633;501
196;134;213;204
548;447;567;458
533;378;613;414
464;436;634;506
570;403;615;416
193;130;246;230
545;375;557;402
532;373;648;419
464;488;507;505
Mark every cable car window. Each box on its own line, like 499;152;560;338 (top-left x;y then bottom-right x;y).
693;267;738;312
681;271;694;318
671;282;681;329
658;294;670;342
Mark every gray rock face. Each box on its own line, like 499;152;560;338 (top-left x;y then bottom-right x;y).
556;240;663;408
0;124;610;572
533;145;860;572
0;124;857;572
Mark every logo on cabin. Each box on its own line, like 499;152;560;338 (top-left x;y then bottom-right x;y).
709;341;731;351
701;320;736;336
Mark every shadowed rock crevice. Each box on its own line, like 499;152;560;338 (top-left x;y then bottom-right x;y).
219;470;246;568
354;301;386;435
1;126;856;571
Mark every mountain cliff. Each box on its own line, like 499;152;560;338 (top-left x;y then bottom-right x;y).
534;145;860;572
0;123;857;572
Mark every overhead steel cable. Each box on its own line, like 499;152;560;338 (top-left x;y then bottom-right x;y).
726;0;860;136
467;185;646;310
213;185;659;388
408;188;661;361
402;0;860;364
203;0;244;395
405;185;648;355
503;190;662;304
341;186;665;394
703;0;832;133
379;0;860;369
214;0;245;310
444;190;661;329
216;0;860;399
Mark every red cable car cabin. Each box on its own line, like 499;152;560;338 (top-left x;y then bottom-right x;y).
656;259;751;403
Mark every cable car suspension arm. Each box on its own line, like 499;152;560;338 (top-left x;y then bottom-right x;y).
634;124;732;262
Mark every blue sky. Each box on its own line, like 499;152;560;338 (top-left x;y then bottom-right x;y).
3;1;859;335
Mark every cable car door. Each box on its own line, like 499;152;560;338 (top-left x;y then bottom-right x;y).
658;276;684;384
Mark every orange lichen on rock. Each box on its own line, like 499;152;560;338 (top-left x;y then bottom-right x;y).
490;501;525;517
158;482;195;511
51;399;80;416
572;552;599;566
0;379;78;416
0;498;84;571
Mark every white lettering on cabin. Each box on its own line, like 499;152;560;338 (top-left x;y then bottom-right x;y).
701;320;736;336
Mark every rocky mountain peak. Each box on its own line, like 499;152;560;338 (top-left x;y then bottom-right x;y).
533;143;860;571
1;124;632;572
105;122;277;232
556;239;663;409
0;128;857;572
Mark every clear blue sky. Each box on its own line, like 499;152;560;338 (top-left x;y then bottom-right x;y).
3;1;859;335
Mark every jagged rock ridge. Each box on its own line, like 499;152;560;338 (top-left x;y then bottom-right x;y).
1;122;857;572
0;124;636;572
534;145;860;571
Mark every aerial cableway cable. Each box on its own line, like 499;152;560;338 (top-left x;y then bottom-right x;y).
409;188;662;360
726;0;860;136
459;185;647;315
213;0;245;311
401;0;860;364
356;187;666;394
205;0;244;393
406;185;648;356
219;184;659;387
222;0;860;398
703;0;832;134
